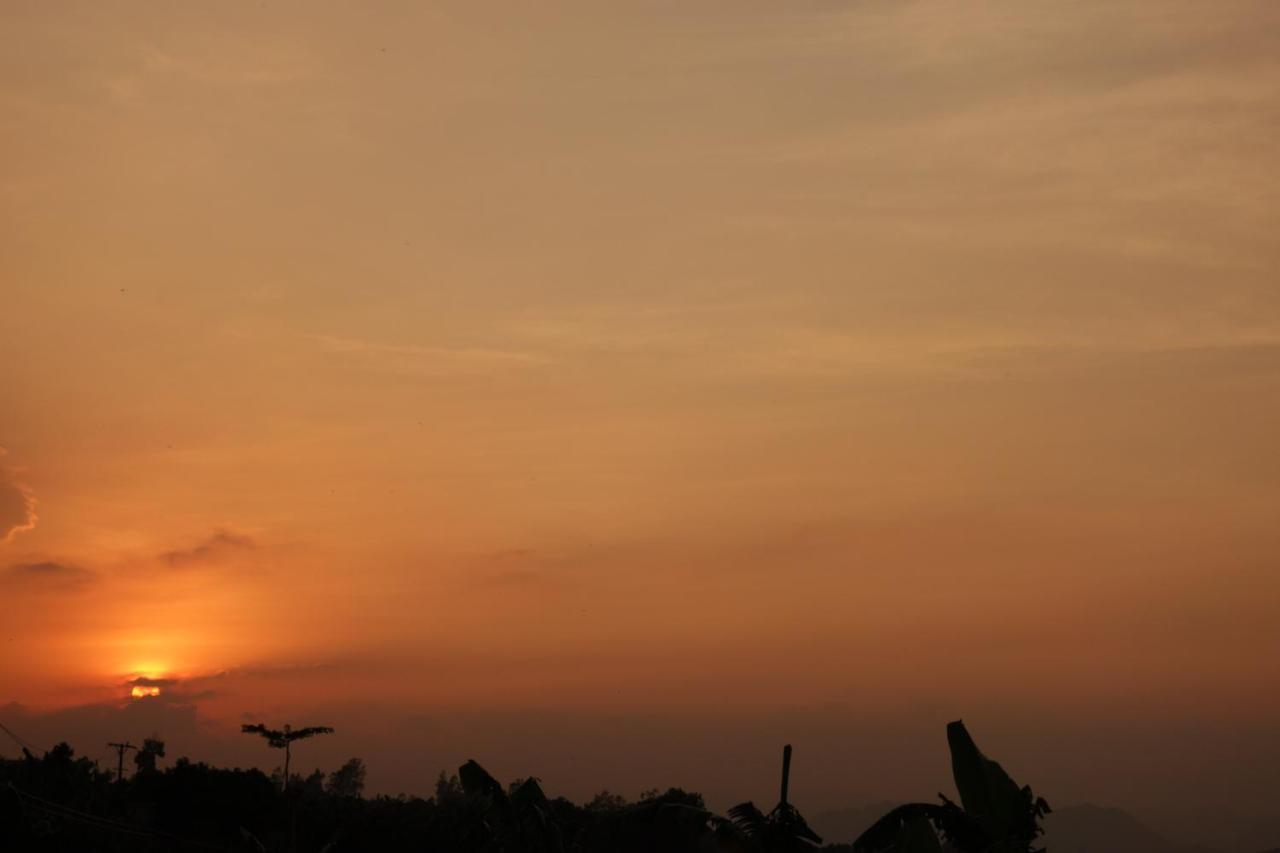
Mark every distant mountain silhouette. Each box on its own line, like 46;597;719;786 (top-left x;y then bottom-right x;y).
812;804;903;846
1041;804;1217;853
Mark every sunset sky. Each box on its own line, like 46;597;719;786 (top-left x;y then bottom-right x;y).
2;0;1279;842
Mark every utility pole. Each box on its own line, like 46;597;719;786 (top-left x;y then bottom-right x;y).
107;741;137;783
780;743;793;806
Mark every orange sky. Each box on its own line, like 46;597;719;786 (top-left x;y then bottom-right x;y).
2;0;1279;839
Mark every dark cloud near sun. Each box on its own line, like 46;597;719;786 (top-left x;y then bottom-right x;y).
0;449;37;542
159;529;256;567
115;663;348;710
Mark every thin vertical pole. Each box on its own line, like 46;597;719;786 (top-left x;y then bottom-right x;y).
780;744;793;806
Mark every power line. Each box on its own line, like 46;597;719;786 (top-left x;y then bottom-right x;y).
0;718;39;758
7;783;227;852
11;787;154;838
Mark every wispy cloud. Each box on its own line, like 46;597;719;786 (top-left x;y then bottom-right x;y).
309;333;551;375
103;35;319;102
4;561;94;588
720;3;1280;270
160;529;256;568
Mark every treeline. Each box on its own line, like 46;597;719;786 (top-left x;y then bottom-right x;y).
0;720;1049;853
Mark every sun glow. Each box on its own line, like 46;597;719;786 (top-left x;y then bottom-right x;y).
128;659;171;679
131;685;161;698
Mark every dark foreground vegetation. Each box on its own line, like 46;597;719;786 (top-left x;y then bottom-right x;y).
0;720;1049;853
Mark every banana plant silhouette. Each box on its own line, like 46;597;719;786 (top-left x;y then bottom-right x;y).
240;722;334;791
853;720;1051;853
458;758;566;853
722;745;823;853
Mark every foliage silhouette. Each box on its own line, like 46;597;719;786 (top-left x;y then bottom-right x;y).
327;757;367;799
0;721;1076;853
241;723;335;792
852;720;1050;853
717;743;823;853
724;800;825;852
134;737;166;775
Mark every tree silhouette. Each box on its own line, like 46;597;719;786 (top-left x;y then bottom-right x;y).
240;723;334;791
327;757;367;798
133;737;166;775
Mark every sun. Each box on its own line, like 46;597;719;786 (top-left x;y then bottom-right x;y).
126;660;171;699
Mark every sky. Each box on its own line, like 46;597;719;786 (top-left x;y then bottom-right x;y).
2;0;1279;843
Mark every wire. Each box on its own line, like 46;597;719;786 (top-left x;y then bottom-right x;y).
0;718;39;756
8;783;229;851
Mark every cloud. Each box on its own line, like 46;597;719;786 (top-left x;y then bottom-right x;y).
159;529;256;568
951;339;1280;372
309;333;550;376
0;698;200;761
0;449;37;543
461;548;561;589
479;568;546;588
122;674;224;704
4;560;94;588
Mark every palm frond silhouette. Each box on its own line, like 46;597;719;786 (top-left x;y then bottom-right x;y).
240;722;334;791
